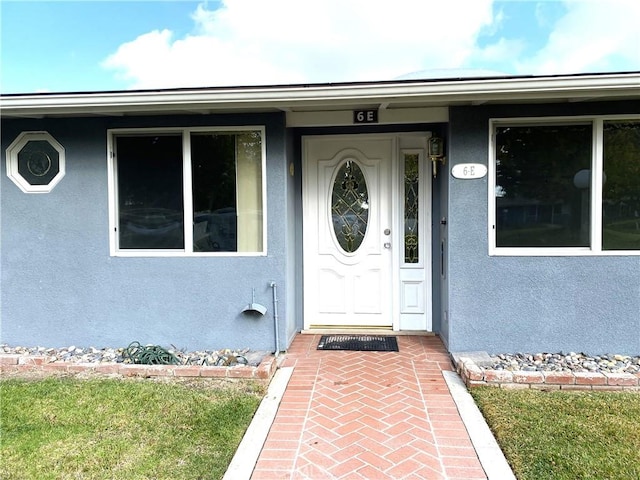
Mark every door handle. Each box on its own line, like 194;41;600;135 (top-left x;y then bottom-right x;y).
384;242;391;249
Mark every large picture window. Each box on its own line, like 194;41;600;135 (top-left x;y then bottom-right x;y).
602;121;640;250
491;117;639;255
110;128;265;255
495;124;592;248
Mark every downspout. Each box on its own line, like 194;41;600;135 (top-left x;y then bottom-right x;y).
269;282;280;356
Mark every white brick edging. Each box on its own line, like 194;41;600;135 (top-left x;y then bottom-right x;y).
223;367;294;480
443;371;517;480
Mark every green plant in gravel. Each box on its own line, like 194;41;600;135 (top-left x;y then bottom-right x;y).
0;377;264;480
471;388;640;480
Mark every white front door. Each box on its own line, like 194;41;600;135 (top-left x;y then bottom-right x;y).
303;136;394;328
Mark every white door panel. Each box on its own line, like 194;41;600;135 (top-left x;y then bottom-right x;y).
401;279;424;313
397;145;432;331
303;134;432;331
304;136;393;328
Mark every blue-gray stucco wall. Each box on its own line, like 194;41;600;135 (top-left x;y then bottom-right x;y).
1;113;293;351
446;101;640;355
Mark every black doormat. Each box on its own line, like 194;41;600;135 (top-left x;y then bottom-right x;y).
317;335;399;352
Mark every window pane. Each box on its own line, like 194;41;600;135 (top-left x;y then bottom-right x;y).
17;140;60;186
404;153;419;263
495;124;592;247
191;131;263;252
116;135;184;249
331;160;369;253
603;121;640;250
236;132;264;252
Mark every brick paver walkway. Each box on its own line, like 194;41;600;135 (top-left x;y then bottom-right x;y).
251;334;487;479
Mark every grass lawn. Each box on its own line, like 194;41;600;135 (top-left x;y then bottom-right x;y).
471;388;640;480
1;376;265;480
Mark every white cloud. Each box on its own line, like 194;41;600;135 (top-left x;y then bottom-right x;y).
102;0;497;89
517;0;640;74
472;37;526;65
102;0;640;89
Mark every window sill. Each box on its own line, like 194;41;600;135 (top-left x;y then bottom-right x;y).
111;250;267;258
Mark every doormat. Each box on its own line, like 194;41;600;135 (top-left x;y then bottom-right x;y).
316;335;399;352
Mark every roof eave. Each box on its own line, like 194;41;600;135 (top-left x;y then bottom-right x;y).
2;72;639;118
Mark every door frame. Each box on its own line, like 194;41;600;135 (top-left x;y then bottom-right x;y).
302;133;432;332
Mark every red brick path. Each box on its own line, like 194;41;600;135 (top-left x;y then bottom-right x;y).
251;334;486;480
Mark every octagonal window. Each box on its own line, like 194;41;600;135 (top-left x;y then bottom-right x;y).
6;131;65;193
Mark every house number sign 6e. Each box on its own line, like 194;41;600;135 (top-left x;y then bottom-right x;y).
353;109;378;124
451;163;487;179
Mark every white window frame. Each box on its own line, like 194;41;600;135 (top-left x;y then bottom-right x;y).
6;131;65;193
107;126;267;257
489;114;640;256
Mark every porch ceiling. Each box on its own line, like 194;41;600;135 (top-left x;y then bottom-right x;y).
2;72;639;119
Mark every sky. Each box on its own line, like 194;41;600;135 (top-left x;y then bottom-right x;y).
1;0;639;94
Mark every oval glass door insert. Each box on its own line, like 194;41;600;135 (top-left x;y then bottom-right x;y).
331;160;369;253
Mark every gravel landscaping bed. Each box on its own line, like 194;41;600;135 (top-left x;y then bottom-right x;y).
1;343;269;367
488;352;640;375
5;344;639;377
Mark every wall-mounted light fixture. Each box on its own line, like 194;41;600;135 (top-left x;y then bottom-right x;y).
428;135;445;178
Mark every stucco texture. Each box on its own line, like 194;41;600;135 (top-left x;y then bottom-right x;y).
1;113;291;351
446;103;640;355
